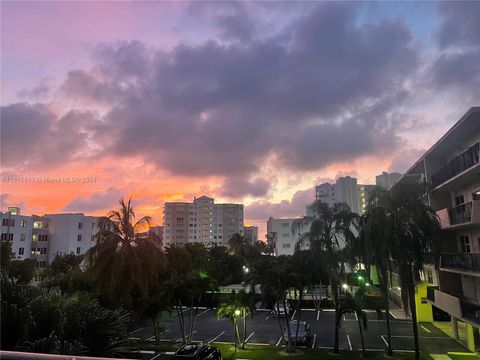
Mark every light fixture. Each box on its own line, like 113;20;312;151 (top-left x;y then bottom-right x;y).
234;309;241;316
342;283;348;289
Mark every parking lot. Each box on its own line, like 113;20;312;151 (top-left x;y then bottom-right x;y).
130;306;468;355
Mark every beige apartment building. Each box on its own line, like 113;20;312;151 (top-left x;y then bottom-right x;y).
163;196;244;247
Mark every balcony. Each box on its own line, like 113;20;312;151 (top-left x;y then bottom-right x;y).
440;253;480;274
431;142;479;189
436;200;480;229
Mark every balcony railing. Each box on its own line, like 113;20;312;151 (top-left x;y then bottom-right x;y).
437;200;480;229
440;253;480;273
431;142;479;188
448;201;473;225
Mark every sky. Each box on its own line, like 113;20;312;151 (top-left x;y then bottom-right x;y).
1;1;479;238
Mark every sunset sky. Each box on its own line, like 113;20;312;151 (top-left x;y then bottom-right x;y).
1;1;479;238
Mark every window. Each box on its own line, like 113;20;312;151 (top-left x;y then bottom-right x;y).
282;243;291;248
455;195;465;206
2;218;14;227
76;247;81;254
40;248;47;255
77;234;82;242
1;233;13;241
460;236;471;253
36;261;46;268
426;270;433;284
78;222;83;229
38;234;48;242
18;247;24;255
281;222;289;227
282;233;289;237
21;220;27;228
20;233;26;241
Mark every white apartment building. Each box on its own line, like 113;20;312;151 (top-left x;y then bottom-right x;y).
398;107;480;352
267;217;309;256
0;207;101;268
244;226;258;244
315;176;360;213
163;196;244;247
376;171;402;190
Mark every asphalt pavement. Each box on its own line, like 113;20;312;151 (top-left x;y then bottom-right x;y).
129;306;468;355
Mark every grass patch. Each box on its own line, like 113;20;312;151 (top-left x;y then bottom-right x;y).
213;343;434;360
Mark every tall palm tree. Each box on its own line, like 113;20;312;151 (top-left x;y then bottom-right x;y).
216;303;251;352
293;200;358;354
360;186;395;355
228;233;249;258
86;198;164;307
384;183;439;360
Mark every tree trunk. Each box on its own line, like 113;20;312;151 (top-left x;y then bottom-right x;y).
407;269;420;360
332;276;340;354
379;265;393;356
294;289;303;346
233;318;238;353
275;302;286;346
242;312;247;349
176;301;186;344
357;313;366;357
283;298;294;353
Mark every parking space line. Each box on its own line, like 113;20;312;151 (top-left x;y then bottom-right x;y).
346;334;352;351
291;309;297;319
275;336;283;347
420;325;431;333
265;312;271;320
381;335;389;347
354;312;358;321
196;308;210;317
129;327;143;335
311;334;316;349
389;311;398;319
316;310;320;321
208;331;225;343
301;308;316;311
323;309;335;312
176;330;197;342
244;332;255;343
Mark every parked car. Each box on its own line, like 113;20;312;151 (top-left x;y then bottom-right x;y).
273;302;290;317
285;320;312;347
173;344;221;360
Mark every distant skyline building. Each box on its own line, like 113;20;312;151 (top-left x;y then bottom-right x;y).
244;225;258;244
149;225;164;246
315;176;360;213
267;217;308;256
376;171;402;190
0;207;101;270
358;184;376;213
163;196;244;247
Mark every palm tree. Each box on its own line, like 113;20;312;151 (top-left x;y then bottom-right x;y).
216;303;251;352
384;183;440;360
293;200;358;354
86;198;164;307
228;233;249;258
336;287;368;357
360;186;395;355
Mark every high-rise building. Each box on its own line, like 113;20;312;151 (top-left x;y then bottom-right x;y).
149;225;164;246
244;226;258;244
0;208;101;269
267;217;308;256
315;176;359;213
163;196;244;247
376;171;402;190
396;107;480;351
358;184;376;213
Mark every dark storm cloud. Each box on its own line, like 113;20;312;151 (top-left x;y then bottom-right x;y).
437;2;480;48
0;104;95;168
245;187;314;221
218;177;270;198
62;187;124;212
3;3;421;196
430;2;480;94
